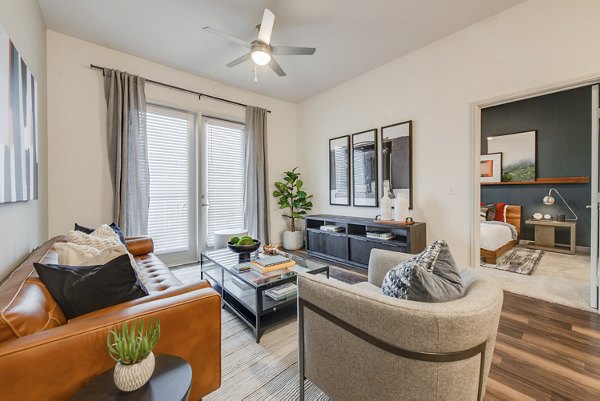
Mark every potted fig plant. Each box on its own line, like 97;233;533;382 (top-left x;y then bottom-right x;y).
107;317;160;392
273;167;313;250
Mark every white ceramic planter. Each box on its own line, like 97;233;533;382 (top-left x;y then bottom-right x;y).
113;352;155;392
283;230;303;250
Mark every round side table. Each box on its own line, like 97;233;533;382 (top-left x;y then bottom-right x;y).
70;355;192;401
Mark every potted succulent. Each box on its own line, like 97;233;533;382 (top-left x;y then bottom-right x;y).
273;167;313;250
107;317;160;392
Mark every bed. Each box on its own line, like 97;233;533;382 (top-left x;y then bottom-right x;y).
480;205;521;264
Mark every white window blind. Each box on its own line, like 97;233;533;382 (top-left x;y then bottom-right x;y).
147;107;195;256
204;117;246;247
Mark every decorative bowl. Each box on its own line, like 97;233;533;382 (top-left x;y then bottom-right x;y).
228;240;261;262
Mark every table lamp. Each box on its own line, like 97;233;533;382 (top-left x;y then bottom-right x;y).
542;188;578;221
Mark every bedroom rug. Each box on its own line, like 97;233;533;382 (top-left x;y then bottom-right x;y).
477;246;592;311
481;247;543;275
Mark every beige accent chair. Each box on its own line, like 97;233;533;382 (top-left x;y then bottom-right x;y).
297;248;503;401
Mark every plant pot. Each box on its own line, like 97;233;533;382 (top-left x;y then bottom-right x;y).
113;351;155;392
283;230;303;250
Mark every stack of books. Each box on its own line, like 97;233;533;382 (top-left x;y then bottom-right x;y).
319;225;344;233
238;269;295;285
366;231;395;240
251;255;296;273
265;283;298;301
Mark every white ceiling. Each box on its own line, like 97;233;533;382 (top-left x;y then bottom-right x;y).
37;0;524;103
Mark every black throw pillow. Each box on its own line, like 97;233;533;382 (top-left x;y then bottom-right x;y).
74;222;126;245
34;254;147;319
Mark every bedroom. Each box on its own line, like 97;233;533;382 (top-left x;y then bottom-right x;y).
478;85;594;311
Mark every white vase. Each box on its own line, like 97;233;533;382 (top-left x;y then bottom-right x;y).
113;352;155;392
380;194;393;221
283;230;303;250
393;194;409;221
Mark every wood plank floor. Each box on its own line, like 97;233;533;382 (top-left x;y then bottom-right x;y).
174;251;600;400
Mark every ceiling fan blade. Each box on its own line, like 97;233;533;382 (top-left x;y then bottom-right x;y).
257;8;275;44
271;46;316;56
227;53;252;67
268;58;286;77
203;27;251;48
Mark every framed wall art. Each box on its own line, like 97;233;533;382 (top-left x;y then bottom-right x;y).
480;153;502;183
352;129;378;207
0;22;39;203
329;135;350;206
380;120;412;209
487;130;536;182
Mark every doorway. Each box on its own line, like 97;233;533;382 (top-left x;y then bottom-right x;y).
471;82;599;311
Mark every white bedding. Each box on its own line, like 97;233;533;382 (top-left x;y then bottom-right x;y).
480;221;516;251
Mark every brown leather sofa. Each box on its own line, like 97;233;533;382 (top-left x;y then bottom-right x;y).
0;236;221;400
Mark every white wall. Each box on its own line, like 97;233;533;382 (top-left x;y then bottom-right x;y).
0;1;47;279
47;30;297;245
298;0;600;266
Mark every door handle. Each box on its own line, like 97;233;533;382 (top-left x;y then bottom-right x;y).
201;203;210;207
587;205;592;209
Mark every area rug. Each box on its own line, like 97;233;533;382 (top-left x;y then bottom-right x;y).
476;247;592;311
481;247;543;275
204;309;329;401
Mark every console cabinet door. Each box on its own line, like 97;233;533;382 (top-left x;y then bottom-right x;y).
349;238;378;266
307;231;326;254
325;234;348;259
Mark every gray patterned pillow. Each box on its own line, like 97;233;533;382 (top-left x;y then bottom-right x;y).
381;240;464;302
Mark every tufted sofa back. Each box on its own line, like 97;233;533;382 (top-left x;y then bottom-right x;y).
0;236;182;343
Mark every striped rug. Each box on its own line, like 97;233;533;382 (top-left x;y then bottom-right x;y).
205;309;329;400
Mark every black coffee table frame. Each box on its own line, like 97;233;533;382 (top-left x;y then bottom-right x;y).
200;249;329;343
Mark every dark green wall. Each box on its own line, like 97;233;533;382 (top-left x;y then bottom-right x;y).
481;86;591;246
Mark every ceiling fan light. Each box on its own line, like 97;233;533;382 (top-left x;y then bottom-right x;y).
251;50;271;66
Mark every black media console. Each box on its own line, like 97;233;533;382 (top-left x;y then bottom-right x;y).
305;214;426;270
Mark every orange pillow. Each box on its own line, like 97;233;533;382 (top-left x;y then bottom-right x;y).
494;202;507;222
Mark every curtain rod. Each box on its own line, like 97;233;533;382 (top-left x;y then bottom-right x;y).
89;64;271;113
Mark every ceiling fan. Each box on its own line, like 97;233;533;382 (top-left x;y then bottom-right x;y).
203;8;316;77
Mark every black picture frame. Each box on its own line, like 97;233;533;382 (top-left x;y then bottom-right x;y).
352;129;378;207
329;135;351;206
380;120;413;209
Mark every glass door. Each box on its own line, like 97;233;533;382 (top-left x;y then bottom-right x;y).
199;116;246;250
146;105;198;266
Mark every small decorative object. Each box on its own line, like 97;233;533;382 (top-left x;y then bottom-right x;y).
329;135;350;206
108;317;160;392
405;217;414;225
381;120;413;209
542;188;578;221
228;236;261;262
379;181;393;220
262;243;285;256
480;153;502;183
557;214;566;222
487;131;536;182
352;129;378;207
543;214;552;220
273;167;313;250
0;22;39;203
393;193;409;222
533;212;543;220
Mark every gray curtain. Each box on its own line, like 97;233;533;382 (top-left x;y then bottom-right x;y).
244;106;270;243
103;68;149;236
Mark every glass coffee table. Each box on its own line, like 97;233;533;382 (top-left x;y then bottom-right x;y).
200;248;329;342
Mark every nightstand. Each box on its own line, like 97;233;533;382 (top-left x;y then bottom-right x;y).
525;219;576;254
